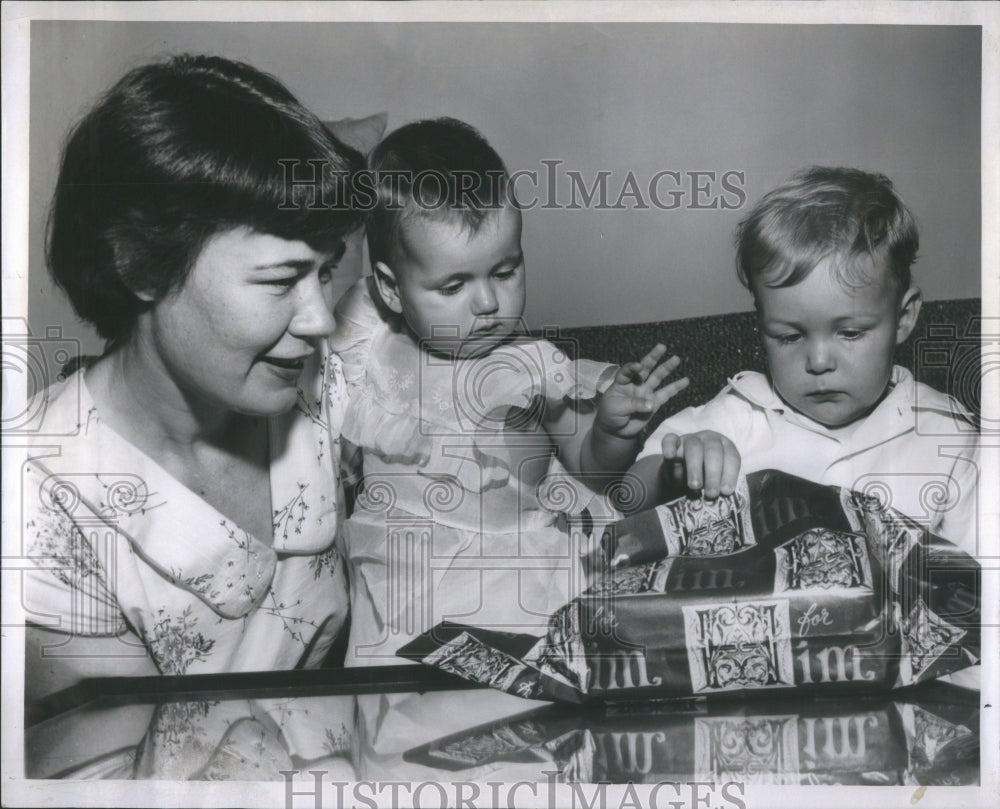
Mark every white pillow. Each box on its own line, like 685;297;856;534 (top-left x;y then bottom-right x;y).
323;113;388;304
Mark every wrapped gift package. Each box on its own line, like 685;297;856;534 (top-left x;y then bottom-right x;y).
400;470;980;702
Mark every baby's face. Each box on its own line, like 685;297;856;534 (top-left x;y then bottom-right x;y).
388;204;526;358
754;258;914;428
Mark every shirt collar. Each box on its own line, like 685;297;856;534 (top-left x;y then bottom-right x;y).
726;366;921;445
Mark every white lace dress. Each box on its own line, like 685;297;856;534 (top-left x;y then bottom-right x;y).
331;279;618;665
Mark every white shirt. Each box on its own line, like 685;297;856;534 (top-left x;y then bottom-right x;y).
639;366;981;556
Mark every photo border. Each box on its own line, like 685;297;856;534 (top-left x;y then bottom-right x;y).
3;2;997;808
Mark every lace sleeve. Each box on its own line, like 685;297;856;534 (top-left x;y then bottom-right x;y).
330;277;385;391
472;338;618;418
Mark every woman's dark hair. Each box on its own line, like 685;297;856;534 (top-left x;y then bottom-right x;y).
47;54;365;342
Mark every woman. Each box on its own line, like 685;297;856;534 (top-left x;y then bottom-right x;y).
23;54;364;705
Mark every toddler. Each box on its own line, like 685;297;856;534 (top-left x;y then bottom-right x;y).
631;167;980;556
332;118;729;664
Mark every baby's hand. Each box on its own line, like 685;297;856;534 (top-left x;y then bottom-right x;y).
597;344;689;440
660;430;741;499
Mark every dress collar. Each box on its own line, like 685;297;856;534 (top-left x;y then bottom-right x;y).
38;358;339;619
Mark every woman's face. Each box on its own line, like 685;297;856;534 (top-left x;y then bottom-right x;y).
142;227;342;417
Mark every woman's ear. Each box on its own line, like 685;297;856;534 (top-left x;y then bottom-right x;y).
895;285;923;344
372;261;404;314
115;267;157;302
130;286;157;303
107;239;160;302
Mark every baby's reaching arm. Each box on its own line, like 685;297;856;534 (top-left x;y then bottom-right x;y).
547;344;689;484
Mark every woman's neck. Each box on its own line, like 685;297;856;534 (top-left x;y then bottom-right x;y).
87;334;244;454
86;335;272;538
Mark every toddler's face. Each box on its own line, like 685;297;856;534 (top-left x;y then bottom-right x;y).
382;204;526;358
754;258;918;428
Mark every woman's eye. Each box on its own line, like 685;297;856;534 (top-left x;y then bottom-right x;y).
266;277;298;290
318;264;337;284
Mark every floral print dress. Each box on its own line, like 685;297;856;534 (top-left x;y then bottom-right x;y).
22;344;349;675
330;279;618;665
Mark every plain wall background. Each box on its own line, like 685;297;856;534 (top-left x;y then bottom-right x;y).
27;21;981;356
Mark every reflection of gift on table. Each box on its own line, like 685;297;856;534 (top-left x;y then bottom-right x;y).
355;689;549;783
401;470;980;702
403;685;979;786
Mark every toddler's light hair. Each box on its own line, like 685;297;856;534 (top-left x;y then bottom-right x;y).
736;166;919;296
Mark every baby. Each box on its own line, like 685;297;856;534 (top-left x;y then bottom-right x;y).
630;167;980;556
332;118;730;664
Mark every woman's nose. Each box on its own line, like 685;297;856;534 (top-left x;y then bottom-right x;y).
289;279;336;340
805;338;836;374
471;282;499;315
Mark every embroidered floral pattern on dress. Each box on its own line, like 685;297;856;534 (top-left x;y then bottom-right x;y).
22;340;349;674
273;482;310;541
308;544;342;580
324;725;352;756
26;506;123;633
132;700;220;779
259;589;324;647
148;606;216;674
170;567;222;606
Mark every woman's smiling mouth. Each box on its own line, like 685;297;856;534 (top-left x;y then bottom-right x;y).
262;354;311;374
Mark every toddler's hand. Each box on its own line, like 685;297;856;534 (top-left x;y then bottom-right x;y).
660;430;741;499
597;344;689;440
